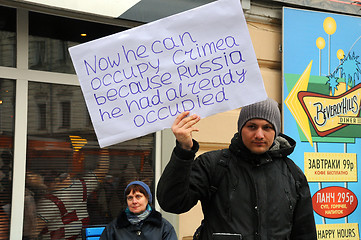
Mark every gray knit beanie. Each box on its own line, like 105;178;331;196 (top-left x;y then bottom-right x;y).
237;98;281;137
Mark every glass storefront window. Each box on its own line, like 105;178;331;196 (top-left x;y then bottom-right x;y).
0;6;16;67
26;82;154;239
28;12;128;74
0;79;15;239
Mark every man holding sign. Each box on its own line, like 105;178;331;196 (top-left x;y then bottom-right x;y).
157;98;317;240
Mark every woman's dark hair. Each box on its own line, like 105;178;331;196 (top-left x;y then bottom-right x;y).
125;184;149;201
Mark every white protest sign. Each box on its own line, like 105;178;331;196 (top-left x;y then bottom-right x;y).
69;0;267;148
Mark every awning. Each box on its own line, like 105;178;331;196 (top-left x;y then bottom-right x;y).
18;0;216;22
19;0;141;18
119;0;216;22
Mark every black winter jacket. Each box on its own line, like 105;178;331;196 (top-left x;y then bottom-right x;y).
157;133;317;240
100;208;178;240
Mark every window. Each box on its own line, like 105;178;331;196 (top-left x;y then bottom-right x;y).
0;79;15;239
28;12;127;74
26;82;155;239
0;6;16;68
24;11;155;239
0;5;160;239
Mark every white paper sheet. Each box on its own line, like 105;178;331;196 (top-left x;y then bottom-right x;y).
69;0;267;147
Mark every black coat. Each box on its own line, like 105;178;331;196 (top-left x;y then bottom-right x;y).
100;208;178;240
157;133;317;240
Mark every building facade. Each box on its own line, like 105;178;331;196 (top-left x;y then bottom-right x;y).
2;0;358;239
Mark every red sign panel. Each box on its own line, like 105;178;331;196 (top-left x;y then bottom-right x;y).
312;186;358;219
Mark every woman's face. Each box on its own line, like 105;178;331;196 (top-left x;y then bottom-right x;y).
126;190;148;214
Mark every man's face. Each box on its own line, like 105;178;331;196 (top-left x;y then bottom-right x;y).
241;118;275;155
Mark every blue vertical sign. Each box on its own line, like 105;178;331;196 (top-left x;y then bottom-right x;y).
283;7;361;240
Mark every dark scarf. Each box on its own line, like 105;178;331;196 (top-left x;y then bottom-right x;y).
125;204;152;225
116;207;163;229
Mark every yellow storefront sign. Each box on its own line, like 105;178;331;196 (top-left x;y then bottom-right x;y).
317;223;359;240
304;152;357;182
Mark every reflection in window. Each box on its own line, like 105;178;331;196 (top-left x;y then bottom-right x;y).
0;79;15;239
0;6;16;68
61;101;71;129
26;82;155;239
38;103;47;130
28;12;128;74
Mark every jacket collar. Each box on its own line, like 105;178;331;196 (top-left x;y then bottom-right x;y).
116;208;163;228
